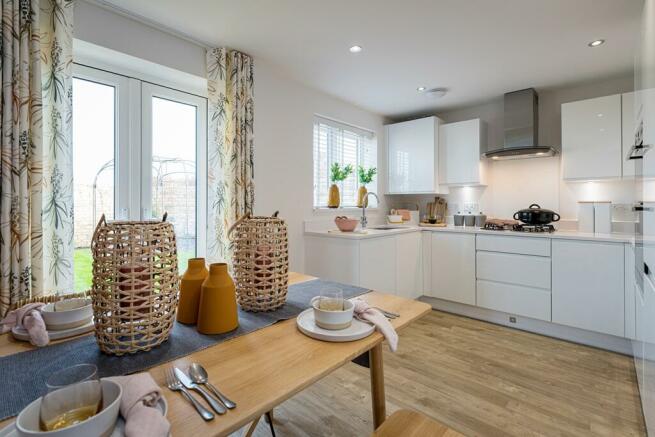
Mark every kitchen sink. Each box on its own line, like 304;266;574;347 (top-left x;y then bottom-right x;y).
369;225;408;230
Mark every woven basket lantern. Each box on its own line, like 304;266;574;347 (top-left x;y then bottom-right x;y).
228;213;289;312
90;214;179;355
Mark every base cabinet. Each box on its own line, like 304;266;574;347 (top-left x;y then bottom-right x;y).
552;240;625;337
429;232;476;305
359;237;396;294
305;233;422;298
396;232;422;299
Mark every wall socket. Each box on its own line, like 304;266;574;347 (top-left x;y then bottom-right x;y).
509;316;517;323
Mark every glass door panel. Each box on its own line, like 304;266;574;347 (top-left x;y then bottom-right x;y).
151;97;197;267
142;83;207;268
72;77;117;291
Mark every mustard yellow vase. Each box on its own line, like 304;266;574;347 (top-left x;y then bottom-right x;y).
197;263;239;334
328;184;340;208
177;258;208;324
357;186;368;208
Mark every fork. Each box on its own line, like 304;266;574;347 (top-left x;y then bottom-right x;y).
165;368;215;421
372;307;400;319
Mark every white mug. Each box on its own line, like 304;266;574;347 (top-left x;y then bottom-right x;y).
310;296;354;330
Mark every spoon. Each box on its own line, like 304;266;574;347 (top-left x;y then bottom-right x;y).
189;363;237;409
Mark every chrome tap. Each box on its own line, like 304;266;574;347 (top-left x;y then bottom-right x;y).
361;192;379;229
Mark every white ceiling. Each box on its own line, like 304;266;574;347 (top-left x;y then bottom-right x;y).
98;0;642;118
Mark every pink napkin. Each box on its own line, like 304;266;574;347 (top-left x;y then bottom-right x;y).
0;303;49;346
107;373;170;437
351;298;399;352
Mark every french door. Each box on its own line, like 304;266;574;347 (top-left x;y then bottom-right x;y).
72;65;207;291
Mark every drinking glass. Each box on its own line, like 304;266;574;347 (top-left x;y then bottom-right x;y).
40;364;103;431
319;287;344;311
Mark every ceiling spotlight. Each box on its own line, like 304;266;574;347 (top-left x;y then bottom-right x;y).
424;87;448;99
349;45;362;53
417;86;426;92
588;39;605;47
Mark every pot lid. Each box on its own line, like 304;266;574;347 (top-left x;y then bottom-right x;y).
515;204;558;214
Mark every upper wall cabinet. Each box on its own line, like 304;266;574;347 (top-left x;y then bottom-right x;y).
438;119;487;186
387;116;446;194
562;94;623;180
623;91;636;178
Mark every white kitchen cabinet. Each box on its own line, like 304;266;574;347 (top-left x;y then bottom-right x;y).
477;280;551;322
562;94;622;180
304;236;359;285
359;236;396;294
623;91;636;178
387;116;446;194
552;239;625;337
476;251;551;290
438;119;487;186
476;234;550;257
637;88;655;178
429;232;476;305
396;232;422;299
421;232;432;295
636;274;655;433
625;244;636;339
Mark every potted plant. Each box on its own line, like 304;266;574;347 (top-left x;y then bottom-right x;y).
328;163;353;208
357;166;377;208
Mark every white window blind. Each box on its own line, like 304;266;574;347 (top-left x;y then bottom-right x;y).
313;116;377;208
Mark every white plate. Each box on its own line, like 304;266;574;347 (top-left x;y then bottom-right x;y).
0;397;168;437
11;321;94;342
296;308;375;342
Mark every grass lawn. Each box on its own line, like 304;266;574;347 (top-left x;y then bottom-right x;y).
74;248;195;292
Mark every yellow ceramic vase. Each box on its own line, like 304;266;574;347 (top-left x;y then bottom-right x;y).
177;258;208;324
357;186;368;208
197;263;239;334
328;184;340;208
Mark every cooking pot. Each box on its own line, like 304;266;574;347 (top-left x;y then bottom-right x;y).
513;204;560;225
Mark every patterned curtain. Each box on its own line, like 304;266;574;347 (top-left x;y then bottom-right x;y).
0;0;73;316
206;48;255;264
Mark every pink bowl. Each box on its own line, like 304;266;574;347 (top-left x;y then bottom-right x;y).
335;216;359;232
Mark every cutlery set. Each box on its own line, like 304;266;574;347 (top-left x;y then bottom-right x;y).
165;364;236;421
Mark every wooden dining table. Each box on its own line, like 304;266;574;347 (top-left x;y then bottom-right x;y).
0;273;431;436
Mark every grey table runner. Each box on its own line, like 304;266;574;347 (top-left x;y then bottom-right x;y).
0;279;369;420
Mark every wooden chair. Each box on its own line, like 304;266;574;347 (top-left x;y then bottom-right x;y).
372;410;463;437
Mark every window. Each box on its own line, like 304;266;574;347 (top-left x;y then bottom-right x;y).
72;65;207;291
313;116;377;208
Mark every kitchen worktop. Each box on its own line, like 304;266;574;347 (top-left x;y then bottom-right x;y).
305;224;634;244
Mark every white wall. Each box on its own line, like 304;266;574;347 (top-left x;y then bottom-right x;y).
75;0;387;274
389;74;636;223
253;60;387;271
75;1;205;78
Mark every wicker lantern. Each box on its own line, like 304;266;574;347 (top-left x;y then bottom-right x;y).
90;214;179;355
228;213;289;312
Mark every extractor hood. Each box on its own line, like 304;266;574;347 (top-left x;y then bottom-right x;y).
483;88;558;160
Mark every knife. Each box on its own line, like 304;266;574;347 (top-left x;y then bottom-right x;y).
174;367;227;414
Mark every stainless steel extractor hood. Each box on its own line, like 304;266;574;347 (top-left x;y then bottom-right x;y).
483;88;558;160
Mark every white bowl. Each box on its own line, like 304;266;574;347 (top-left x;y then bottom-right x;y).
310;298;354;330
41;299;92;331
16;379;122;437
387;214;403;224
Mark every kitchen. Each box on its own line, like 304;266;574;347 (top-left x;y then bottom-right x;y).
303;0;655;435
0;1;652;437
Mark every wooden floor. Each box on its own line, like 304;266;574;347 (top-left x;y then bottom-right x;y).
244;310;646;437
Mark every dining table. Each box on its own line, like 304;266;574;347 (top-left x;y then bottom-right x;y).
0;272;431;436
